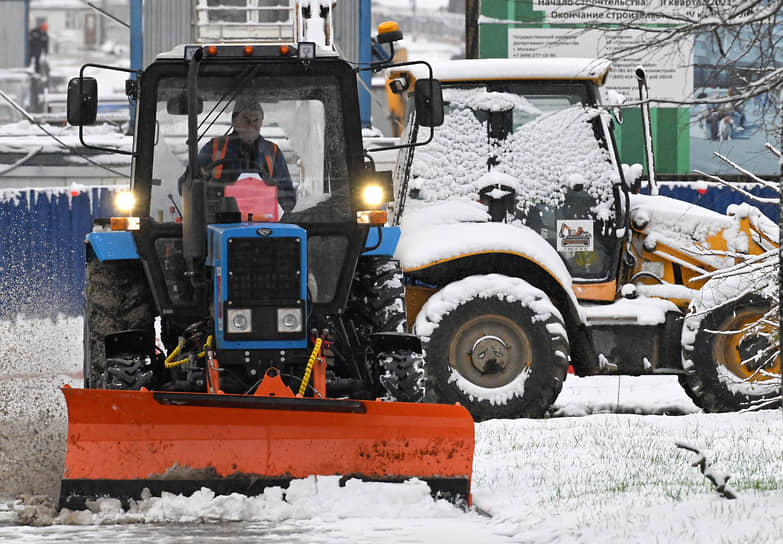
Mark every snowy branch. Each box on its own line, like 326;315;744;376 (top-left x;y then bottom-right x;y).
675;442;738;499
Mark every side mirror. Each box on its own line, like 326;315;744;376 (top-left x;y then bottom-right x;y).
414;78;443;127
67;77;98;126
167;95;204;115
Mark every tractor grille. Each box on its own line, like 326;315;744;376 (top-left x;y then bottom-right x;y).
227;237;301;303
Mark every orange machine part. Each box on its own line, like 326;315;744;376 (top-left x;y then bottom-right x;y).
60;387;474;506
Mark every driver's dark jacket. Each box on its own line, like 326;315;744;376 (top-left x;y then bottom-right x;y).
197;132;296;213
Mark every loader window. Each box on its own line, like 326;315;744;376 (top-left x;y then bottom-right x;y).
396;80;623;281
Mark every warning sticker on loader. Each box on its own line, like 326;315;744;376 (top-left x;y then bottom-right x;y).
557;220;593;252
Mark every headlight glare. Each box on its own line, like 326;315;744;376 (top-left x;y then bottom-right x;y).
115;191;136;212
362;184;385;207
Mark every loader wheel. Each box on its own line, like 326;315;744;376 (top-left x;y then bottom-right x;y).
83;259;155;389
378;350;425;402
680;275;780;412
416;275;569;421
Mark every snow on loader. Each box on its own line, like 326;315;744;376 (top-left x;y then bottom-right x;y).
60;10;473;510
385;58;779;420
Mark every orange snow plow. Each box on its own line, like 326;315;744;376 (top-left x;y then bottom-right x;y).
59;379;475;510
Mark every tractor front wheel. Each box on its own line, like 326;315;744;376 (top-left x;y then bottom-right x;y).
83;259;155;389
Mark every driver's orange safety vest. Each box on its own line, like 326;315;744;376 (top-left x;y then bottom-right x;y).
212;136;278;181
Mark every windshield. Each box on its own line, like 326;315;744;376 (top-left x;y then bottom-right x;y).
148;72;350;224
394;81;624;280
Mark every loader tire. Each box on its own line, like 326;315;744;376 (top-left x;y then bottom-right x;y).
378;350;425;402
680;275;780;412
83;259;155;389
416;275;569;421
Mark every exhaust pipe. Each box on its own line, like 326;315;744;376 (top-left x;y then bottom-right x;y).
635;66;657;195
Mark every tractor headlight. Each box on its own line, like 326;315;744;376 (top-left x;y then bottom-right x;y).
361;183;385;208
277;308;303;333
115;191;135;212
227;308;252;334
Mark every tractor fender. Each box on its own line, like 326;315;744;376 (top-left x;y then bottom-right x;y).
362;226;401;256
85;231;140;262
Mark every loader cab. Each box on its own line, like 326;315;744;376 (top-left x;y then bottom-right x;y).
392;59;629;299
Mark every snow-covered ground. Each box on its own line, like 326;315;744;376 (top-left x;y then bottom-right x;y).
0;315;780;543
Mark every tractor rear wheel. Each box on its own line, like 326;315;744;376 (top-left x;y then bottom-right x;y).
347;255;407;336
83;259;155;389
346;256;424;401
680;275;780;412
415;274;569;421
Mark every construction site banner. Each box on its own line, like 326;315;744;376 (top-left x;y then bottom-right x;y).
478;0;779;177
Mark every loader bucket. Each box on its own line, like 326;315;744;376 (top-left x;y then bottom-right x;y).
59;387;474;509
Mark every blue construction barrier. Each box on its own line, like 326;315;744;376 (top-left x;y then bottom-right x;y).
0;182;777;321
647;182;779;223
0;188;118;319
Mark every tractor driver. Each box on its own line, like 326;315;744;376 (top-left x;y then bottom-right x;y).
198;98;297;213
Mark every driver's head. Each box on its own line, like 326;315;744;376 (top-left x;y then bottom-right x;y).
232;98;264;144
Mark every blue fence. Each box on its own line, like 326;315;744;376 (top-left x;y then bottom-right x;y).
0;183;777;320
648;182;779;223
0;188;117;319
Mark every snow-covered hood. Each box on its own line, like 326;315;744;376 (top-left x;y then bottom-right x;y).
629;193;753;269
404;57;611;84
396;201;576;305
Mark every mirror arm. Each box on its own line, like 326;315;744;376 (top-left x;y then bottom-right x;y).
76;63;139;156
364;59;437;153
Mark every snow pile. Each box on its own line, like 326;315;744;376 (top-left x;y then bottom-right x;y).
0;120;132;157
50;478;464;525
552;375;698;416
0;315;81;501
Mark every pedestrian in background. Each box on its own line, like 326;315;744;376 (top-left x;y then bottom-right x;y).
29;22;49;74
